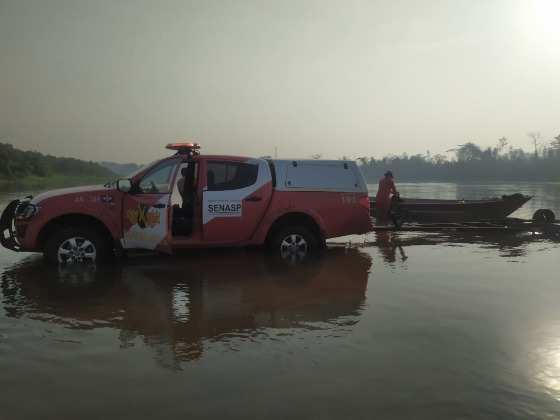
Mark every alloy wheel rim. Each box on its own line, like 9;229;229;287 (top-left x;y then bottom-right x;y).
57;237;97;264
280;234;308;264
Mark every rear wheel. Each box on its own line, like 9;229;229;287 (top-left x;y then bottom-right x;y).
270;225;320;264
44;226;111;265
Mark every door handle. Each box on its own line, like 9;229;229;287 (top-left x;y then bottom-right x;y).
244;196;262;202
153;203;167;209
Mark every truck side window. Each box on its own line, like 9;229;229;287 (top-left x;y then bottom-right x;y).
137;160;177;194
207;161;258;191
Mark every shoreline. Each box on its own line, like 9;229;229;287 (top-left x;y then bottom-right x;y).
0;175;112;191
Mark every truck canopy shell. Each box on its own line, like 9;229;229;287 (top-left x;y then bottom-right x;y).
271;160;367;193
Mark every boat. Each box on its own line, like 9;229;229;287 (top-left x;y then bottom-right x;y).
369;193;532;223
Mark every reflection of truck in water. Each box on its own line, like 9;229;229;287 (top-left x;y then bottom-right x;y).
1;248;372;365
1;143;371;264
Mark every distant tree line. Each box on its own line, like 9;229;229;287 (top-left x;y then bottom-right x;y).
356;134;560;182
100;161;143;176
0;143;115;180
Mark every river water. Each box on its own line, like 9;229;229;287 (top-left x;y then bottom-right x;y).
1;183;559;419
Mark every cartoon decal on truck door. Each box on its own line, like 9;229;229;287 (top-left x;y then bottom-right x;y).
122;159;179;250
202;159;272;243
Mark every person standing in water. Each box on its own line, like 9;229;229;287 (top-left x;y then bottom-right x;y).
375;171;398;222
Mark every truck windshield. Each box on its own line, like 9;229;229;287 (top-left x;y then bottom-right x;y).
125;161;156;179
104;160;163;189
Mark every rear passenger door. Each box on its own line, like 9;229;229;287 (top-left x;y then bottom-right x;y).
202;159;272;243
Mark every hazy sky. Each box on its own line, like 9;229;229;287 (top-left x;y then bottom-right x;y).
1;0;559;163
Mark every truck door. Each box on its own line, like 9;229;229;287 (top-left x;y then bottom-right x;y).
202;159;272;243
122;159;179;250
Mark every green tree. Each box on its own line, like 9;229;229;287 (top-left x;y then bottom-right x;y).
551;134;560;150
455;143;483;161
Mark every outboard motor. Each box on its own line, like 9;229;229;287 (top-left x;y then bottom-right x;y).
389;193;405;228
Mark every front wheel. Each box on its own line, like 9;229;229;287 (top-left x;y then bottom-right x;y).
44;227;111;265
270;226;320;264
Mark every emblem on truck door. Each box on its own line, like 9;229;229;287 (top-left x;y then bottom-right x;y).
127;204;161;229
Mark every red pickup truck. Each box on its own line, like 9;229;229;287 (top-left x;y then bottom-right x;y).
1;143;371;264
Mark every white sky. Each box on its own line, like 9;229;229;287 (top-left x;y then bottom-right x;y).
1;0;559;163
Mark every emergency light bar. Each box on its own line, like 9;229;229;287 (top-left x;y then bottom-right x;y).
166;142;201;157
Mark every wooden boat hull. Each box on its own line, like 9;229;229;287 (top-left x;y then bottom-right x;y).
370;194;532;222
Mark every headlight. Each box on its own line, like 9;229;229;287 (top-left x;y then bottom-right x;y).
15;203;39;220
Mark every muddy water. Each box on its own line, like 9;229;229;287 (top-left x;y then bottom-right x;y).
1;184;560;419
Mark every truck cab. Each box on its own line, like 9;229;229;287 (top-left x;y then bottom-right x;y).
1;143;372;264
120;145;275;250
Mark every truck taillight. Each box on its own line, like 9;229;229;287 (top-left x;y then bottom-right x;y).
358;196;370;210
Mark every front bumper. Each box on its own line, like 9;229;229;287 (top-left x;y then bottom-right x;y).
1;199;24;252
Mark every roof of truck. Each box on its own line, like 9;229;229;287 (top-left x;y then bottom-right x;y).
271;159;355;164
199;154;255;161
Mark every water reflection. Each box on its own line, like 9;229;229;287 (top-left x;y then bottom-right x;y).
369;230;560;264
535;337;560;400
1;248;372;369
372;231;409;265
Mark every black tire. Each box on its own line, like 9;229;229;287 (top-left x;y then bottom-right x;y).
533;209;556;225
44;226;112;265
269;225;320;264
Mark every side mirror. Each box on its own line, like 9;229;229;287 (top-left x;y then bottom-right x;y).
117;179;132;193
